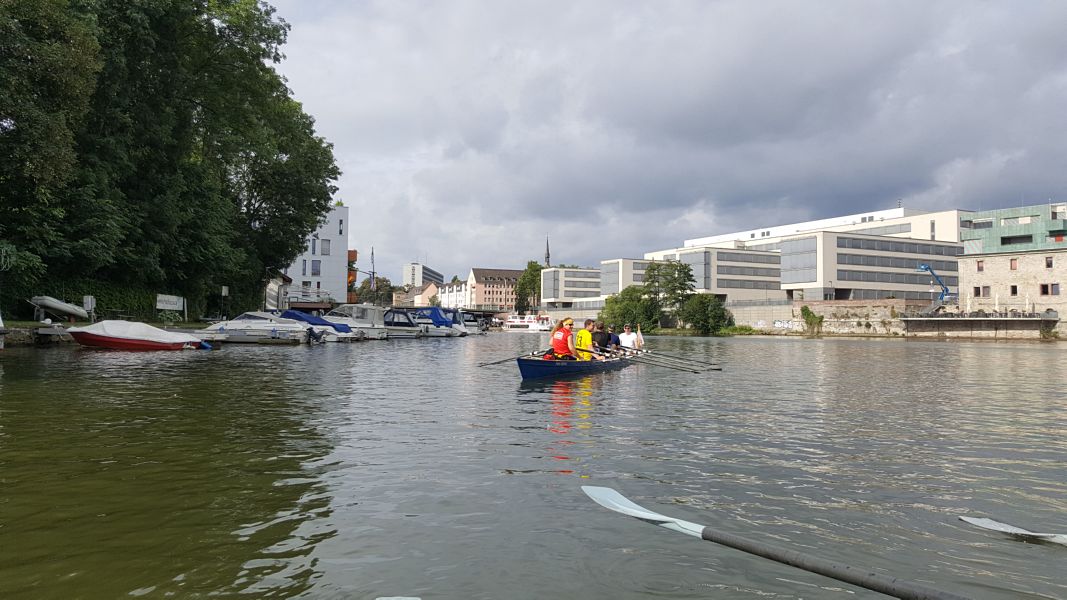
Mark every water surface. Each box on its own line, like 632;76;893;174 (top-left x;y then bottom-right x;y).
2;335;1065;599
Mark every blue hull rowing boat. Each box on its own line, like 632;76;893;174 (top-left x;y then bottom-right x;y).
516;355;634;380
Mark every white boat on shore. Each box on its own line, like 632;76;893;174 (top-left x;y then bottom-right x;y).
503;314;552;332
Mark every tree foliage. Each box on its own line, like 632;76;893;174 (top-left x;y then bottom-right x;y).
0;0;340;317
354;276;395;306
599;284;661;332
680;294;734;335
643;261;696;319
514;260;543;314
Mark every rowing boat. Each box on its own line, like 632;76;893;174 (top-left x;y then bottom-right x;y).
516;354;634;380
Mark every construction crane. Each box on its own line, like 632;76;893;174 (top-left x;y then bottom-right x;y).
917;263;958;315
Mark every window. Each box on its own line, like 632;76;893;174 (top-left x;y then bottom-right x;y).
982;286;990;297
930;219;936;240
301;281;311;296
1010;285;1018;296
1010;258;1018;270
1001;235;1033;245
311;238;317;255
301;259;307;276
1040;283;1060;296
321;239;331;256
311;260;321;276
339;219;344;235
976;260;984;272
1047;256;1054;268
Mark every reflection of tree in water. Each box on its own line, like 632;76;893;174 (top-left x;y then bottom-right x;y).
0;348;336;598
545;376;599;475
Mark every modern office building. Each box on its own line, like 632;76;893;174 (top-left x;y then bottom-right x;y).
541;267;601;309
283;205;350;305
402;262;445;288
958;203;1066;319
642;247;786;301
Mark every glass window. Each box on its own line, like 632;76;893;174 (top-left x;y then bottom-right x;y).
1010;258;1018;270
982;286;990;297
1010;285;1018;296
339;219;344;236
302;260;307;276
311;260;321;276
1047;256;1054;268
311;238;317;254
321;239;331;256
973;287;981;297
976;260;984;272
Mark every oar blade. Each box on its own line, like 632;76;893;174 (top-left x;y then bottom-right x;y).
582;486;704;538
960;516;1067;545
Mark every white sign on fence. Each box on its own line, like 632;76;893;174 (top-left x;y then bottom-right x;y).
156;294;185;311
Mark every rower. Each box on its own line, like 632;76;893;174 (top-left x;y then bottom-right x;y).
575;319;604;361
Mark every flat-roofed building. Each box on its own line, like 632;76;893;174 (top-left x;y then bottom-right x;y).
642;247;787;302
540;267;601;308
401;262;444;287
958;203;1067;324
439;280;470;309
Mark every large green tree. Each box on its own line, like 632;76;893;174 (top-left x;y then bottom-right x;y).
0;0;101;287
514;260;543;314
599;284;661;332
680;293;734;335
0;0;340;317
354;276;395;306
643;260;696;321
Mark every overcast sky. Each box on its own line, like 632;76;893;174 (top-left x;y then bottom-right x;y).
269;0;1067;283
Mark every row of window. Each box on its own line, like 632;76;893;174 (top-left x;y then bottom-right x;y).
837;253;958;272
974;284;1060;297
301;259;322;276
837;269;960;286
836;237;962;256
563;280;600;288
976;256;1055;271
717;278;780;290
563;270;600;279
716;251;781;264
717;265;781;278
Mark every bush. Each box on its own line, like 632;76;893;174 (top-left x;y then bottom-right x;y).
719;325;758;336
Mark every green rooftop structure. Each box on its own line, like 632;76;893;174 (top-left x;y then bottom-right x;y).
961;202;1067;254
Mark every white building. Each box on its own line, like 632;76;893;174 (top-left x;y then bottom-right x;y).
439;280;470;309
283;205;349;305
402;262;444;287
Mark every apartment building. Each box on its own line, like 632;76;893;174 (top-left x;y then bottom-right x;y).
283;205;349;305
469;268;523;312
439;280;470;309
958;203;1067;320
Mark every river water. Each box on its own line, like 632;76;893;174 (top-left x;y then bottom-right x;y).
1;335;1065;599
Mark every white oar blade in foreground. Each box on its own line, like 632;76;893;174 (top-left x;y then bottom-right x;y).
581;486;704;538
960;516;1067;546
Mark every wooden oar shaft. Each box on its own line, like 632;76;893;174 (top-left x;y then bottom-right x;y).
639;350;720;366
699;526;969;600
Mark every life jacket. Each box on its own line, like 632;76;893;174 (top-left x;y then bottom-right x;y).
551;326;573;355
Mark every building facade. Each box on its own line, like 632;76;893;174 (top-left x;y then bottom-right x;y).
283;205;349;305
469;268;523;312
401;263;444;288
958;203;1067;324
439;281;470;309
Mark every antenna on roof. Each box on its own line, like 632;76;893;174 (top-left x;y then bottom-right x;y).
897;198;902;209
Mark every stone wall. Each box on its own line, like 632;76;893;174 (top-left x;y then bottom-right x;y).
789;299;924;336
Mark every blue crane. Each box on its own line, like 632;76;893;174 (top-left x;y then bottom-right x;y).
917;263;957;303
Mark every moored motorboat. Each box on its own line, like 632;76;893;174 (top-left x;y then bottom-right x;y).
516;353;635;380
195;311;307;343
410;307;459;337
68;320;204;351
324;303;389;340
382;308;424;338
279;309;361;342
503;314;552;332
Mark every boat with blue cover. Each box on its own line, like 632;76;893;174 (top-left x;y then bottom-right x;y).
516;353;635;380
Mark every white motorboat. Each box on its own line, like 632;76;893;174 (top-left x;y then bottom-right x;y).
410;307;459;337
503;314;552;332
196;311;308;343
382;308;424;338
324;304;389;340
68;320;205;351
460;311;487;334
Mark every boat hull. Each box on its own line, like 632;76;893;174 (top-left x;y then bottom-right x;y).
516;355;634;380
69;331;195;351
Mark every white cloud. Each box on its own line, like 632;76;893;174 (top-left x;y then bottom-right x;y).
271;0;1067;282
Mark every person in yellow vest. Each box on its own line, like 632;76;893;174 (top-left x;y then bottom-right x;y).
574;319;603;360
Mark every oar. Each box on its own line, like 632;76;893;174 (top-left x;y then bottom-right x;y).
611;349;720;372
476;349;549;367
582;486;970;600
639;349;721;367
599;349;710;374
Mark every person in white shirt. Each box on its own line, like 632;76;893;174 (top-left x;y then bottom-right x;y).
618;324;642;349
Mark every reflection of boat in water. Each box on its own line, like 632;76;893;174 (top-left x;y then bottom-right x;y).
516;354;635;380
196;311;307;343
324;304;389;340
503;314;551;332
68;320;204;351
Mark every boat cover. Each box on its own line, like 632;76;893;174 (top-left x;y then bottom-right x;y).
280;310;353;333
68;320;202;344
412;307;453;328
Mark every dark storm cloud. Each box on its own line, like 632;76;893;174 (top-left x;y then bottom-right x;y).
271;0;1067;282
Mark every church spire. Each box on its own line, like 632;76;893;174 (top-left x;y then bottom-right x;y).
544;235;551;267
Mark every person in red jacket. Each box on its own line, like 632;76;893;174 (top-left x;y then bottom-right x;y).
549;318;577;359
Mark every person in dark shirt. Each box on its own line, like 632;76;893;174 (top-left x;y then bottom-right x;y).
591;321;614;352
607;325;622;349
